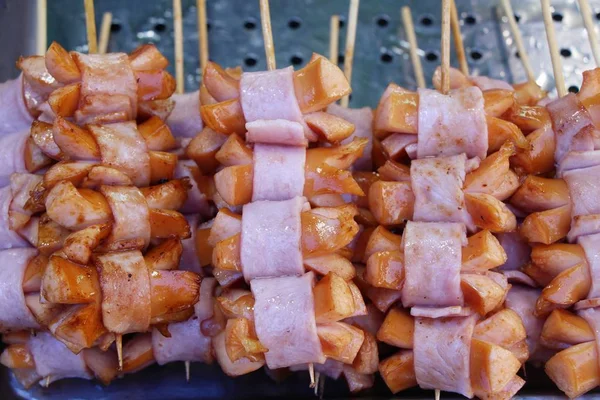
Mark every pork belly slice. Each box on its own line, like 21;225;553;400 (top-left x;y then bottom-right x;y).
246;119;307;147
72;52;137;123
568;214;600;243
0;75;33;135
94;250;151;334
167;91;203;138
241;197;304;281
563;164;600;219
413;314;477;398
0;248;40;332
495;232;531;271
505;285;551;363
470;75;514;91
88;121;150;187
402;221;466;308
578;307;600;368
557;150;600;177
29;331;92;384
240;66;303;125
417;87;488;160
251;272;325;369
252;144;305;202
151;317;212;365
410;154;474;230
0;131;28;187
547;93;597;165
578;233;600;300
100;185;150;251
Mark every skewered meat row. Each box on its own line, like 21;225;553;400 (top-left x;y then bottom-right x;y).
1;278;217;388
210;56;353;372
0;201;201;345
0;43;177;138
504;67;600;398
365;67;542;398
0;44;210;381
1;331;117;387
193;55;386;390
0;45;380;392
0;25;584;398
0;57;58;135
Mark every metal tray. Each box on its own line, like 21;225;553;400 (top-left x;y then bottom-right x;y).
1;0;600;398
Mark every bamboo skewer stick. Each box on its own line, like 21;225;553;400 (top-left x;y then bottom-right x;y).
577;0;600;67
341;0;360;107
197;0;209;73
36;0;47;55
116;334;123;371
436;3;451;392
329;15;340;66
308;362;315;388
84;0;98;54
173;0;184;94
259;0;276;71
402;6;426;89
500;0;536;82
541;0;567;98
450;0;469;76
98;12;112;54
185;360;190;382
440;0;452;95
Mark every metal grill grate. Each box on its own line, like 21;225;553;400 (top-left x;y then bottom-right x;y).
41;0;600;107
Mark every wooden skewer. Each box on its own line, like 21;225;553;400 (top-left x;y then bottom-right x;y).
578;0;600;67
98;12;112;54
84;0;98;54
44;375;50;388
173;0;184;94
36;0;47;56
541;0;567;98
329;15;340;66
259;0;276;71
313;372;320;394
449;0;469;76
500;0;536;82
317;371;326;398
185;360;190;382
401;6;426;89
340;0;360;108
308;362;315;388
440;0;452;95
435;389;441;400
116;334;123;371
197;0;209;73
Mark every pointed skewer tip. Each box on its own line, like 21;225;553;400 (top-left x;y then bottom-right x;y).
116;334;123;371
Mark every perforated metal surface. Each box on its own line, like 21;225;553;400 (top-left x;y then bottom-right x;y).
40;0;600;107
